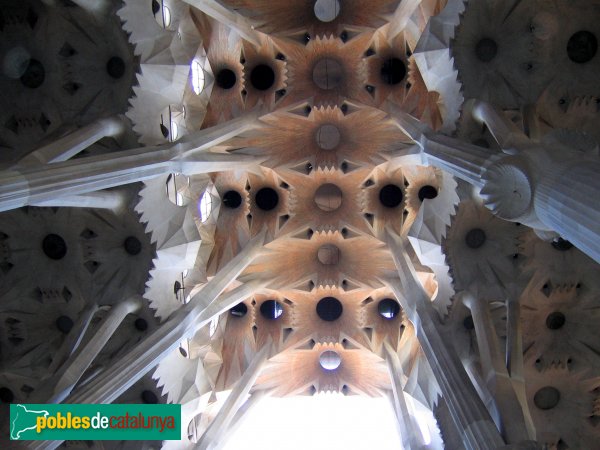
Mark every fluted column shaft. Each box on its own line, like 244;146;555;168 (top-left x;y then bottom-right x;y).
386;230;505;450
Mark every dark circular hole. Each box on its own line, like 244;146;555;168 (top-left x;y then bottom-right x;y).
151;0;160;15
475;38;498;62
465;228;487;249
179;347;188;358
418;185;438;202
223;190;242;209
216;68;237;89
56;316;74;334
230;303;248;318
255;187;279;211
380;58;406;85
316;297;343;322
42;234;67;260
250;64;275;91
106;56;126;79
123;236;142;255
551;238;573;251
546;312;566;330
378;298;400;319
0;387;14;403
379;184;403;208
567;31;598;64
534;386;560;410
463;315;475;330
141;390;158;404
20;59;45;89
260;300;284;320
134;318;148;331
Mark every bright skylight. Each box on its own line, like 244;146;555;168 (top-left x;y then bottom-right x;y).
223;393;405;450
191;60;205;95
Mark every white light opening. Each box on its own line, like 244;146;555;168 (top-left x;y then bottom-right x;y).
191;60;205;95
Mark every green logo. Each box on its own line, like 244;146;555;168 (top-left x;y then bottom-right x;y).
10;404;181;440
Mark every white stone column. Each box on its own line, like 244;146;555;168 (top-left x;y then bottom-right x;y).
461;292;531;444
383;341;427;450
182;0;262;47
31;191;127;211
46;296;143;403
19;117;126;166
63;230;268;405
385;230;505;450
196;342;273;450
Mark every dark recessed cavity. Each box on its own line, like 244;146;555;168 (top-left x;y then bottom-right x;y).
223;190;243;209
475;38;498;62
380;58;406;85
551;238;573;251
141;390;158;404
106;56;126;79
260;300;284;320
135;318;148;331
20;59;45;89
379;184;403;208
567;31;598;64
0;387;14;403
124;236;142;255
216;68;237;89
56;316;74;334
418;185;438;202
316;297;343;322
534;386;560;410
378;298;400;319
463;315;475;330
546;312;566;330
255;187;279;211
230;303;248;318
42;234;67;260
250;64;275;91
465;228;487;249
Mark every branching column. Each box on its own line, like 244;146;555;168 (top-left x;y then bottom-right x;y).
461;292;532;444
63;230;268;405
386;230;505;450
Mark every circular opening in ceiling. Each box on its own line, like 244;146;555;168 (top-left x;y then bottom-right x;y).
319;350;342;370
316;124;341;150
465;228;487;249
314;183;343;212
223;190;243;209
20;59;45;89
260;300;284;320
317;244;340;265
546;312;566;330
551;238;573;251
567;31;598;63
255;187;279;211
380;58;406;85
312;58;343;90
165;173;190;206
378;298;400;319
0;387;14;403
152;0;171;28
106;56;126;79
379;184;403;208
230;302;248;318
418;185;438;202
123;236;142;255
463;315;475;330
250;64;275;91
316;297;343;321
314;0;340;22
475;38;498;62
216;68;237;89
141;390;159;404
42;234;67;260
56;315;74;334
135;318;148;331
534;386;560;410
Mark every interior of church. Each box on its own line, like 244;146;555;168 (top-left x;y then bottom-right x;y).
0;0;599;448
